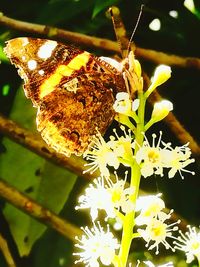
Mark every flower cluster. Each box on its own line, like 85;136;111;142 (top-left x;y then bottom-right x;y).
135;132;195;179
74;173;134;266
76;173;134;221
84;129;194;179
135;194;180;255
75;177;180;264
74;222;119;267
74;51;195;267
174;225;200;263
83;126;135;177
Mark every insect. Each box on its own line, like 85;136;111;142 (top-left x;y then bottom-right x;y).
4;37;126;156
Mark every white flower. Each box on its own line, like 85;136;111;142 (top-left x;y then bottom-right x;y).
135;194;165;225
76;172;135;220
106;171;135;214
138;210;180;255
132;99;140;111
113;92;131;114
113;93;139;127
160;142;195;179
75;177;115;221
83;133;120;177
135;132;164;178
136;132;195;179
113;92;139;115
108;126;134;165
74;222;119;267
83;128;136;176
174;225;200;263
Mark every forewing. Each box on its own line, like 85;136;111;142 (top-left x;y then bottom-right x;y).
4;37;125;155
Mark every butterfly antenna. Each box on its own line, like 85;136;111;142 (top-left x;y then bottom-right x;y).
126;4;144;58
109;6;129;59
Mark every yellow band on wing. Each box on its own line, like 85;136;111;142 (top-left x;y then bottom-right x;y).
39;51;90;98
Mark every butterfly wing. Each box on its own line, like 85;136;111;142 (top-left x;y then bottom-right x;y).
4;37;125;156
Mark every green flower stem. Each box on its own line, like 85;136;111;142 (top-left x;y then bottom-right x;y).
117;92;146;267
144;118;155;131
123;118;136;132
144;83;157;99
115;114;136;132
118;209;135;267
197;256;200;267
118;158;134;167
128;111;140;124
115;209;125;222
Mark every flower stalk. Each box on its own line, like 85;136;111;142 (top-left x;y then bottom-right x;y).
118;74;146;267
74;54;195;267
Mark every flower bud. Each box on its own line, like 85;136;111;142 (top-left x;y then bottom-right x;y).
145;65;171;98
151;100;173;122
151;65;171;87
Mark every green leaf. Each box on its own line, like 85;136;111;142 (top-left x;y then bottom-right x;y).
36;0;94;25
0;88;77;256
0;44;9;63
92;0;119;18
32;223;73;267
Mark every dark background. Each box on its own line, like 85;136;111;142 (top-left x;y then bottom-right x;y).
0;0;200;266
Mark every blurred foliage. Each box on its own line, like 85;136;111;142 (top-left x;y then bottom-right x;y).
0;0;200;266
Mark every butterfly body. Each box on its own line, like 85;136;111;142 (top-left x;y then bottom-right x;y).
4;37;125;156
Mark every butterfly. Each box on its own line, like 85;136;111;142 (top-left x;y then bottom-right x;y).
4;37;126;156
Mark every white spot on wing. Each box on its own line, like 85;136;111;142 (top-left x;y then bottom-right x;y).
27;59;37;70
100;56;123;72
38;69;45;75
37;40;57;59
22;38;29;46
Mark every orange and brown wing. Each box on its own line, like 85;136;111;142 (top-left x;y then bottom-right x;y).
4;37;125;156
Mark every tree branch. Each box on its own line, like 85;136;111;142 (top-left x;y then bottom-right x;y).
1;12;200;69
0;178;82;241
0;12;119;53
0;114;100;180
0;233;16;267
